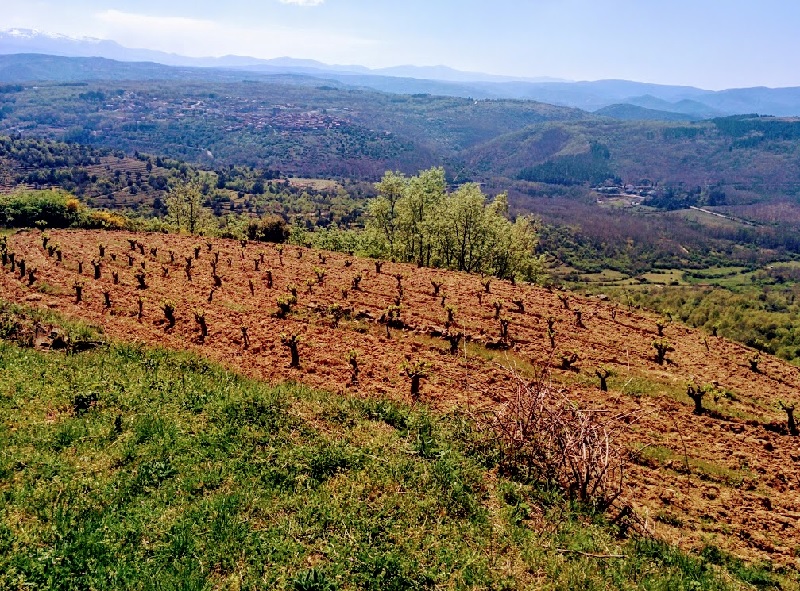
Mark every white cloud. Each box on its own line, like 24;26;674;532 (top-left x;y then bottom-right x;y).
279;0;326;5
95;10;216;34
88;9;373;61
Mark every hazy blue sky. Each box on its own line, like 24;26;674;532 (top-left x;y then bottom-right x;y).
5;0;800;89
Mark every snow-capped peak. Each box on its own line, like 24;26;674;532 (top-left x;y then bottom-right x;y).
1;28;103;44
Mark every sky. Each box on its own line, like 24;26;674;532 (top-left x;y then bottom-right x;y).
4;0;800;90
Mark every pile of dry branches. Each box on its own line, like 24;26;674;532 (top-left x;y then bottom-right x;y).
476;369;626;511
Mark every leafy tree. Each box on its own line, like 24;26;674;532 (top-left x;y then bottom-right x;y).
165;179;211;234
366;168;543;281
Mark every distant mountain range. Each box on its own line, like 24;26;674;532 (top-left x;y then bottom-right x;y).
2;28;800;118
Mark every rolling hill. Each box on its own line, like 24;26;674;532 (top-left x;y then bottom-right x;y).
1;227;799;572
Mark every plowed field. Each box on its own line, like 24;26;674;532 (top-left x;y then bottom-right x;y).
3;229;799;567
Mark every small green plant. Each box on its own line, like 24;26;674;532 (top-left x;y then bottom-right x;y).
287;284;298;298
446;331;463;355
403;360;429;400
481;278;491;293
276;294;297;318
281;333;301;368
653;338;673;365
382;304;402;328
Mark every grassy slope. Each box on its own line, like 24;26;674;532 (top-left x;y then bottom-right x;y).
0;333;781;590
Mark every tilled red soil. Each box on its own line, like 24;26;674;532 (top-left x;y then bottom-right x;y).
3;229;800;567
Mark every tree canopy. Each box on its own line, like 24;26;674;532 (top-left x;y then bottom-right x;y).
365;168;543;281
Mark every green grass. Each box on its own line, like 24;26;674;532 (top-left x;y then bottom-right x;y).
0;332;788;589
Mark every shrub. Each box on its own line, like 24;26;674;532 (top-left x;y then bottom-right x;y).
276;295;296;318
403;360;429;399
653;338;673;365
0;189;80;228
80;210;128;230
246;214;289;243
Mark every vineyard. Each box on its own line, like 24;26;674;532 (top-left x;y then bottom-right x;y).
2;228;800;567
